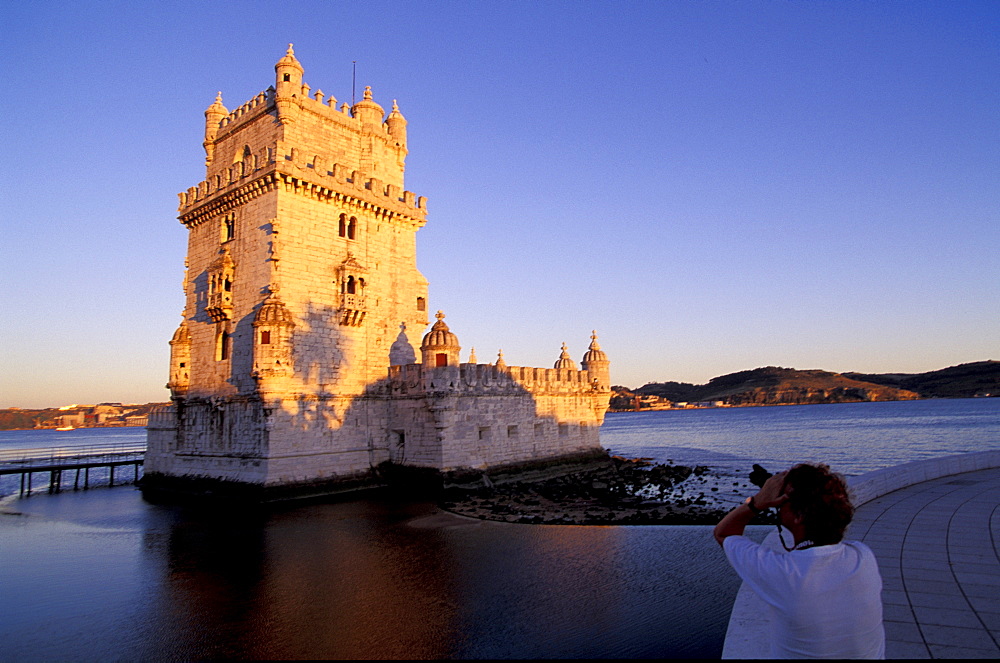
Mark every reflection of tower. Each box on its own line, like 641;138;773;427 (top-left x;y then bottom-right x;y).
146;46;429;494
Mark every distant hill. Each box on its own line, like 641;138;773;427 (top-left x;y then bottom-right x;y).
631;367;919;407
845;360;1000;399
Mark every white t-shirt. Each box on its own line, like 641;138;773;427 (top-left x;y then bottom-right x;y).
724;535;885;659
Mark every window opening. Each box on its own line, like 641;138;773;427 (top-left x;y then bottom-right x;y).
260;330;271;345
435;353;448;367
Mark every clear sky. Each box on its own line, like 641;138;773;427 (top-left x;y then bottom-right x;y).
2;0;997;408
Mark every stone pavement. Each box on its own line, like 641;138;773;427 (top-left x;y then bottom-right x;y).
722;454;1000;658
848;467;1000;658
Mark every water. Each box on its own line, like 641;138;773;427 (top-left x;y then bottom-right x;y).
602;397;1000;477
1;398;997;659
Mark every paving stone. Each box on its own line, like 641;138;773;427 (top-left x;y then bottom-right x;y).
926;644;1000;658
920;623;998;649
913;605;982;628
884;640;931;658
883;619;922;643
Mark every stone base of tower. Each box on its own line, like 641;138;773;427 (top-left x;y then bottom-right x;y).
139;469;381;503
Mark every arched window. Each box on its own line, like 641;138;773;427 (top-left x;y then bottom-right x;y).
217;325;231;361
346;276;356;294
416;297;426;312
347;217;357;240
338;213;346;237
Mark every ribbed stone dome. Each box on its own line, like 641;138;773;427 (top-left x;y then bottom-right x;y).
170;321;190;344
582;331;608;363
421;311;460;350
554;343;577;370
254;294;294;326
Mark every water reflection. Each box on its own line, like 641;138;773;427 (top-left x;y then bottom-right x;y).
1;489;745;659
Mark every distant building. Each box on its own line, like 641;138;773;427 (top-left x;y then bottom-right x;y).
145;47;611;498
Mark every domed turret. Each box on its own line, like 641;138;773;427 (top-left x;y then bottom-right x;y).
254;293;295;327
421;311;461;367
252;292;295;382
581;331;610;390
274;44;304;124
386;99;407;145
203;92;229;166
352;86;385;126
554;342;577;370
168;321;192;396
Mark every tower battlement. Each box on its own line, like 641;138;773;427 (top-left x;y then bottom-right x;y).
177;150;427;220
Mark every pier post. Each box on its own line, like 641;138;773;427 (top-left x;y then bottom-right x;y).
20;472;25;496
74;468;80;490
84;467;89;488
27;471;32;495
109;465;115;487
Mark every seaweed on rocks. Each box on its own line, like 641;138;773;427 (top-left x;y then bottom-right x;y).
439;457;738;525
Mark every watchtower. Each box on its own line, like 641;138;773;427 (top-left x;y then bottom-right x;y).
146;46;430;492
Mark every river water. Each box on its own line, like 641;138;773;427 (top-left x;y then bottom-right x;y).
1;398;997;659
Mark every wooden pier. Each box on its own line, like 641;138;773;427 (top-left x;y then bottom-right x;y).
0;443;146;496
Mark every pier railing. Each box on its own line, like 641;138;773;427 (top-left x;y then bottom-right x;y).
0;442;147;495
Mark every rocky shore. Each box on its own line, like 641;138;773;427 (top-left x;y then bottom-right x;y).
440;456;767;525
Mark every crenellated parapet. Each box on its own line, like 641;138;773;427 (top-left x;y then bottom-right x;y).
177;144;427;226
388;361;604;397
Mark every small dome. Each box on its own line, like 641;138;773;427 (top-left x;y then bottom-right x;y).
206;91;228;117
421;311;460;350
170;321;190;345
386;99;406;124
254;294;294;326
554;342;577;370
352;86;385;123
582;331;608;363
275;43;303;72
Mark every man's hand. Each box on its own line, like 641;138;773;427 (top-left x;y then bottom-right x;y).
753;470;789;510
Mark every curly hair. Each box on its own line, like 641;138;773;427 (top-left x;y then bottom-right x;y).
783;463;854;545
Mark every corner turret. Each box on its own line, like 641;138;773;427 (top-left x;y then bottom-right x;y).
352;86;385;127
167;321;191;397
274;43;304;124
203;92;228;166
252;290;295;389
581;331;610;390
386;100;407;146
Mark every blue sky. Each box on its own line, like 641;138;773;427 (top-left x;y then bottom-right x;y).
2;0;997;408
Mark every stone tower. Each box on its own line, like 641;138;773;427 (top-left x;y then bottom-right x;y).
146;47;610;498
147;46;430;494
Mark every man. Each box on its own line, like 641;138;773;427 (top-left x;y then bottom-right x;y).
714;463;885;659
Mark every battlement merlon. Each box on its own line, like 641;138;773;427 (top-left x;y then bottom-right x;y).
388;362;611;395
176;154;428;227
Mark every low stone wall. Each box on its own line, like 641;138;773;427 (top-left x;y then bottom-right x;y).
721;450;1000;659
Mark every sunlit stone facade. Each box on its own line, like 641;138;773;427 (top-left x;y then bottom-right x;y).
145;47;610;497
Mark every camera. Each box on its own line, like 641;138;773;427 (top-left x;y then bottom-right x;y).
749;464;773;488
